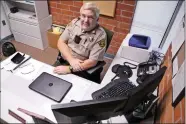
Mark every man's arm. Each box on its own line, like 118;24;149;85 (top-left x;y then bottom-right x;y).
57;38;83;71
57;38;73;61
72;59;97;72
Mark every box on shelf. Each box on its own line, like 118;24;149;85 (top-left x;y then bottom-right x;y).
47;29;63;49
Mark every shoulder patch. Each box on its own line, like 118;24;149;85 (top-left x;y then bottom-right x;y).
67;18;80;27
98;39;106;48
67;22;73;27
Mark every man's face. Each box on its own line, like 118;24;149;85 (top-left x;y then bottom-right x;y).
80;9;97;31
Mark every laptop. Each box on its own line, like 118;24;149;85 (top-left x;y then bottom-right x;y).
29;72;72;102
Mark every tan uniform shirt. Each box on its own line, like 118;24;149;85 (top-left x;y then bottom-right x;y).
59;18;107;61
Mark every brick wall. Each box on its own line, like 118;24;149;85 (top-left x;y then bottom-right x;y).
155;45;185;123
48;0;136;55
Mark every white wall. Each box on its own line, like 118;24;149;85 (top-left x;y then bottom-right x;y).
130;1;178;50
161;1;185;54
1;2;12;40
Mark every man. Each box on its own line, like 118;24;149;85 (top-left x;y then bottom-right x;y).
53;2;107;82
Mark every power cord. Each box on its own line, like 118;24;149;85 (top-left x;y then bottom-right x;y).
148;50;164;66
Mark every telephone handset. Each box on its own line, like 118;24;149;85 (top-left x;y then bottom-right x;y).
137;61;157;77
111;62;137;81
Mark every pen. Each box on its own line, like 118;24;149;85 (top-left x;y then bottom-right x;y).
13;56;31;71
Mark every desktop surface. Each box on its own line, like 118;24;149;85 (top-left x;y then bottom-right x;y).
0;54;99;123
51;66;166;123
1;34;159;123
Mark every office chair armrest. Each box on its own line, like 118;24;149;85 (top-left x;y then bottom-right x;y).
86;61;106;75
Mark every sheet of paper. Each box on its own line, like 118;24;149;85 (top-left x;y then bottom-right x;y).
172;60;185;102
1;52;31;71
172;57;179;77
1;52;18;69
15;59;44;81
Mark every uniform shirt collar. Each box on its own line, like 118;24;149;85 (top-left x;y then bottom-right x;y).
82;24;99;34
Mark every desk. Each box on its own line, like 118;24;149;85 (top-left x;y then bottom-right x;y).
94;34;157;122
0;55;100;123
1;34;153;123
1;52;128;123
81;34;140;123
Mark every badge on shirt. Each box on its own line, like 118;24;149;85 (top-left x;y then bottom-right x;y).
98;39;106;48
74;35;81;44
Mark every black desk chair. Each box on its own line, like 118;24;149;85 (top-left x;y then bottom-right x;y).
54;26;114;84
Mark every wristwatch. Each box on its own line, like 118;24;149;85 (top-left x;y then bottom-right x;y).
69;66;73;72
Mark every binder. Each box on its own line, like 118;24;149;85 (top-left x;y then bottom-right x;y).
17;108;54;123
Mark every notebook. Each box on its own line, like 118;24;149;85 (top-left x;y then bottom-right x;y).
29;72;72;102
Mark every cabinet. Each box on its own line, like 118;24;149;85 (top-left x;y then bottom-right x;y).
0;1;12;40
2;0;52;50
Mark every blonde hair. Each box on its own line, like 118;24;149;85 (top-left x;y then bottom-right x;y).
80;2;100;19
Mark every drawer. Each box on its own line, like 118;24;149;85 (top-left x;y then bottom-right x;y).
13;31;44;50
10;19;41;39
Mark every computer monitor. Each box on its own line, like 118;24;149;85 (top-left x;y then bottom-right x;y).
115;66;167;114
51;96;128;123
51;66;167;123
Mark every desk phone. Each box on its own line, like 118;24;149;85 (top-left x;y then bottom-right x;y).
137;61;157;77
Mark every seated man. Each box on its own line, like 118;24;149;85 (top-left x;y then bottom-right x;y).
53;2;107;82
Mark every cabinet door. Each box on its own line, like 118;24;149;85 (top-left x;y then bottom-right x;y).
13;31;44;50
10;19;41;39
1;2;12;40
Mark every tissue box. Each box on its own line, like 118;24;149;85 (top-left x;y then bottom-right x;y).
120;46;150;63
47;29;62;49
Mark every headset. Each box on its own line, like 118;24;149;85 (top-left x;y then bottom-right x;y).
111;62;137;81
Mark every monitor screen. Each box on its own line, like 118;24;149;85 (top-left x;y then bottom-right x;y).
51;96;128;123
51;66;167;123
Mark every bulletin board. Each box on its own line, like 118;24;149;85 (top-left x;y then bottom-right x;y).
172;41;185;107
83;1;116;17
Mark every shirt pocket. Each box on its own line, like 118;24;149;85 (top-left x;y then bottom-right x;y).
78;38;90;57
68;34;76;44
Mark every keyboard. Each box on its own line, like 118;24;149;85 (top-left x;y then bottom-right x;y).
92;78;136;100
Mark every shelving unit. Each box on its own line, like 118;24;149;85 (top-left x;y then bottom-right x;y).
9;0;35;5
2;0;52;50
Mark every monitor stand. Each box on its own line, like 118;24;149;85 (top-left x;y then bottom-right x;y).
85;115;102;124
125;94;159;123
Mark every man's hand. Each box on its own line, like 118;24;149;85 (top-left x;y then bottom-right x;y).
69;58;84;72
53;65;71;75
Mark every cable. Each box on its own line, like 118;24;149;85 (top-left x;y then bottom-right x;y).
124;62;137;69
148;50;165;66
